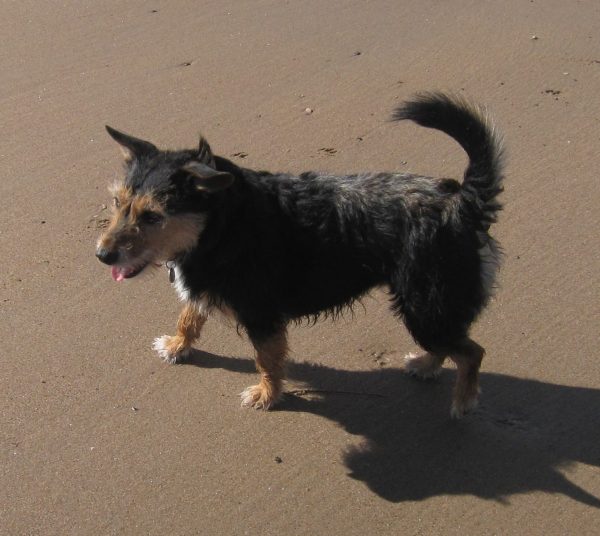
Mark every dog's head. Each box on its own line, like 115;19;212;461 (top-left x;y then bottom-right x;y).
96;127;234;281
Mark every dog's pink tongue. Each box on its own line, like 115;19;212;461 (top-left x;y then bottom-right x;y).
111;266;125;282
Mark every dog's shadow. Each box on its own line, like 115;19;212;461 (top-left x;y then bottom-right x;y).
184;350;600;506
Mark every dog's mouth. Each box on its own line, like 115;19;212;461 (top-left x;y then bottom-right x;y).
111;262;149;282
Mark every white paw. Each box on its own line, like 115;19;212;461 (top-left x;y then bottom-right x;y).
152;335;191;364
403;352;442;380
403;352;421;374
240;384;277;410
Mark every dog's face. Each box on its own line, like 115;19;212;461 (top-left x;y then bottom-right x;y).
96;127;233;281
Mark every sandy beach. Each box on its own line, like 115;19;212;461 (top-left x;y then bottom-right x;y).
1;1;599;534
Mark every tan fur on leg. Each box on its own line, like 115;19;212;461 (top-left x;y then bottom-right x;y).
153;301;208;364
241;329;288;410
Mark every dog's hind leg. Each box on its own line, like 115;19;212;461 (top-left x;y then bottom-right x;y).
153;301;208;364
448;338;485;419
241;327;288;410
404;352;446;379
397;300;484;418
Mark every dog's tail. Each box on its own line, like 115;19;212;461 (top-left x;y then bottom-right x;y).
392;92;505;229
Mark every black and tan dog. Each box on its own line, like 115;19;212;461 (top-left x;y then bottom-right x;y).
96;92;504;417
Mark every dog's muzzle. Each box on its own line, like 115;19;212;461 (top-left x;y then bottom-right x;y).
96;248;119;265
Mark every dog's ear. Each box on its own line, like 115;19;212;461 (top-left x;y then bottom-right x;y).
182;161;234;192
197;136;216;167
105;126;158;161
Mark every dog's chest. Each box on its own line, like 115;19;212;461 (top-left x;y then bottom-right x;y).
169;263;222;318
171;264;190;302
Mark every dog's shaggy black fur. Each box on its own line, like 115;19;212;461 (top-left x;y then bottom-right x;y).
97;92;504;417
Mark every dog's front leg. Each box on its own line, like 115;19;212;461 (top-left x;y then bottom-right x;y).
241;327;288;410
153;301;208;364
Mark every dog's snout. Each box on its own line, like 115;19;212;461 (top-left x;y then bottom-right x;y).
96;248;119;265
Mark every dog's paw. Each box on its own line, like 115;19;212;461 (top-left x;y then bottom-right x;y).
240;383;280;410
450;394;479;419
152;335;191;364
403;352;443;380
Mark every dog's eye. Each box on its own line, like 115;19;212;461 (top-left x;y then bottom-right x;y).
140;211;163;225
112;197;120;208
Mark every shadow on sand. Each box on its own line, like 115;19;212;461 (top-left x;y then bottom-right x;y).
184;350;600;506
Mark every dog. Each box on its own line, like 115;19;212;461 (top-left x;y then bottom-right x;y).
96;92;504;418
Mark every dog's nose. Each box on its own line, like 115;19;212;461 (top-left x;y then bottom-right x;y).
96;248;119;265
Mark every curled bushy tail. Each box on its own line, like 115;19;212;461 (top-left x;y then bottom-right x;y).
393;92;505;229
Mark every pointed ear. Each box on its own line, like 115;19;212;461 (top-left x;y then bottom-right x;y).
197;136;216;167
105;126;158;161
182;161;234;192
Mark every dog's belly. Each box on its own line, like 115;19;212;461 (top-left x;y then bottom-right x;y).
281;263;383;319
